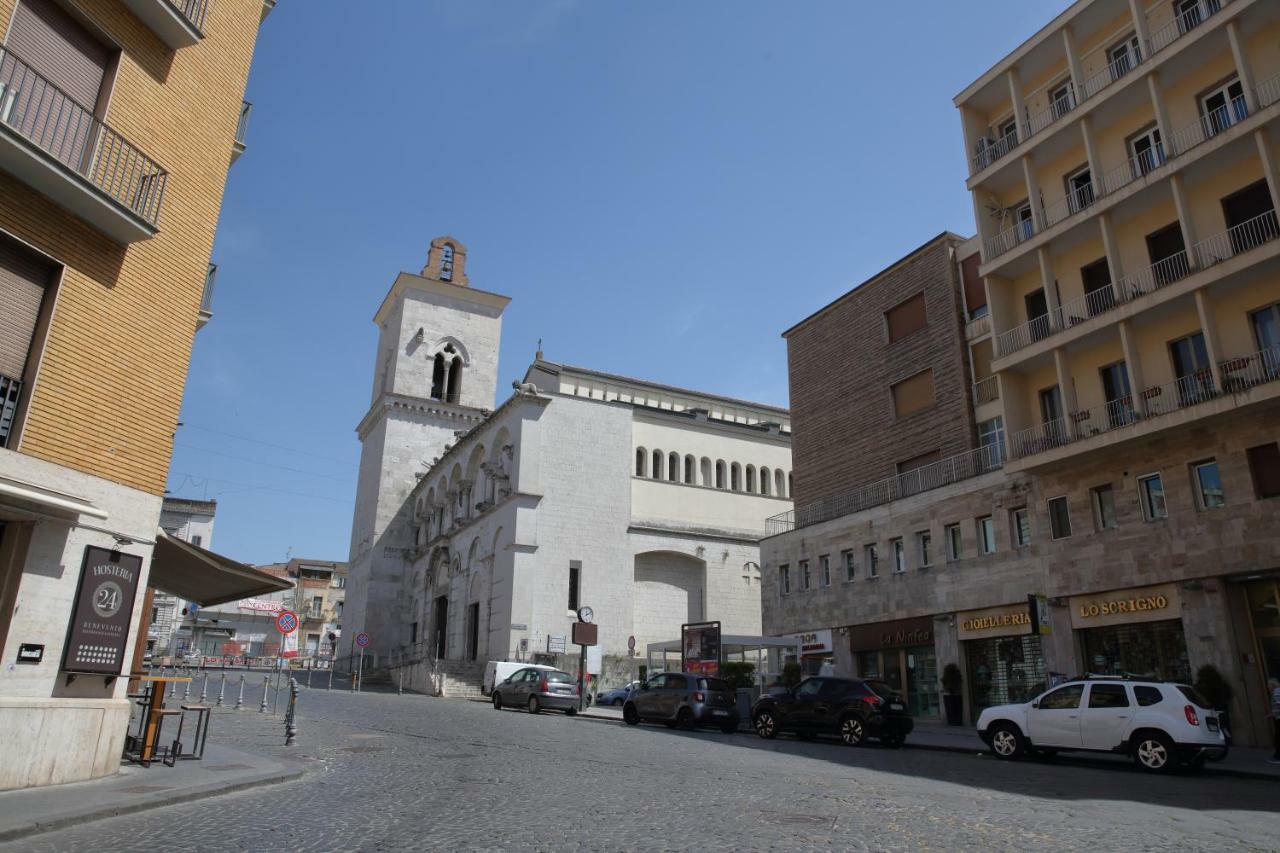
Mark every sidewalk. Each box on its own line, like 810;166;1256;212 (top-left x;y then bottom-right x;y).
0;744;304;843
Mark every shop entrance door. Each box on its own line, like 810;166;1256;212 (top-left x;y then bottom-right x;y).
1245;580;1280;696
882;651;904;698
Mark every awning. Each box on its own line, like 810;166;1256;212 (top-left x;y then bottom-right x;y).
0;473;108;520
150;531;291;606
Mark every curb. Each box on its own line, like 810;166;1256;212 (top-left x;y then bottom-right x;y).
0;764;306;843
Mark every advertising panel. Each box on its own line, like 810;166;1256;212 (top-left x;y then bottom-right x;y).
681;621;722;676
61;546;143;676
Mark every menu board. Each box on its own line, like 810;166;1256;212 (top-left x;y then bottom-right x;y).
60;546;143;675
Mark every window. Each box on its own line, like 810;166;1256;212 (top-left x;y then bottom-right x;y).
1177;0;1221;33
977;417;1006;465
731;463;741;491
1048;496;1072;539
976;516;995;555
668;452;679;482
1200;76;1246;137
1108;33;1141;79
917;531;931;567
684;455;695;484
310;595;323;617
1138;474;1167;521
1038;683;1084;710
842;549;855;582
410;622;418;644
800;560;811;591
1065;163;1093;214
1251;302;1280;357
1247;443;1280;499
191;535;203;548
886;292;927;343
891;538;905;573
819;555;831;588
1091;484;1118;530
715;460;726;489
652;449;664;480
568;561;581;611
780;564;790;595
1146;222;1190;286
1088;684;1130;709
1169;332;1213;406
865;544;879;578
891;369;935;419
945;524;962;562
1192;460;1225;510
1128;125;1164;176
1049;80;1075;120
0;235;58;449
635;448;646;477
1012;507;1030;547
440;243;455;280
1134;685;1164;707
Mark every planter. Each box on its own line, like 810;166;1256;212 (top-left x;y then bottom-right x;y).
943;694;964;726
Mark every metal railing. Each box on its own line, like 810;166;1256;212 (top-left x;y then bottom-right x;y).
995;210;1279;357
167;0;211;32
1148;0;1224;55
0;46;167;226
1219;347;1280;394
1080;48;1141;101
1260;73;1280;110
201;262;217;313
1167;94;1249;159
986;217;1035;259
765;444;1004;534
971;126;1020;172
0;372;20;448
1026;88;1076;136
965;312;991;339
235;100;252;146
973;375;1000;406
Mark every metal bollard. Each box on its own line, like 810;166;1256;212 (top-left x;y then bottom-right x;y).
307;667;313;689
259;675;269;713
216;673;226;707
350;657;356;693
235;674;246;710
183;677;192;702
284;678;299;746
273;674;282;716
199;673;209;704
328;663;334;691
398;665;403;696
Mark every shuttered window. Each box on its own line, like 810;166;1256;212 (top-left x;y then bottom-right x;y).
0;236;54;379
885;293;927;342
961;252;986;315
891;369;935;418
8;0;111;111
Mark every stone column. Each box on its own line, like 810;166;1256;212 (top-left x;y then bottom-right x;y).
1226;21;1258;113
1127;0;1152;58
1118;320;1147;415
1062;26;1085;103
1194;289;1225;390
1022;156;1044;232
1008;67;1029;142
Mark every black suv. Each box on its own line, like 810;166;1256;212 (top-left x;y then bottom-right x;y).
751;677;913;747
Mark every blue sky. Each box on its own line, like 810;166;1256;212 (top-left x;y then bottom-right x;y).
170;0;1064;564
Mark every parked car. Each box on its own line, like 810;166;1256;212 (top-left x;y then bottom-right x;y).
598;681;643;706
750;677;913;747
623;673;739;733
491;667;580;715
976;677;1228;773
482;660;556;696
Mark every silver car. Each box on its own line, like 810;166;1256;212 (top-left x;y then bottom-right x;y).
492;667;580;715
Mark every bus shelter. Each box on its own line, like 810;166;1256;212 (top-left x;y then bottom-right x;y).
644;634;802;689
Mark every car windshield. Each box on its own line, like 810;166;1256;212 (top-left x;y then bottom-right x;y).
700;678;731;692
1176;685;1212;708
544;671;573;683
865;680;897;699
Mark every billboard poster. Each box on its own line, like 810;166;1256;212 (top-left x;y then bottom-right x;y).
681;621;722;676
61;546;143;676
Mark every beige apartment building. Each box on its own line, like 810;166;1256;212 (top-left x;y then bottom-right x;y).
763;0;1280;746
0;0;284;791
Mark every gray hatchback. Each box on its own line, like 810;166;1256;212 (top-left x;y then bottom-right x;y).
492;667;580;715
623;673;739;733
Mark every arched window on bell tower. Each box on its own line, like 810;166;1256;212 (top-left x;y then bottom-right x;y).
447;355;463;403
430;353;446;400
440;244;455;281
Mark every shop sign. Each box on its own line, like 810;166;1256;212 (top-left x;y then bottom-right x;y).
788;629;833;655
238;598;284;613
846;616;933;652
60;546;143;676
956;603;1033;641
1068;583;1181;629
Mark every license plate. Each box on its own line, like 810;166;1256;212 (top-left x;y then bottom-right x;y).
712;710;728;716
888;703;903;711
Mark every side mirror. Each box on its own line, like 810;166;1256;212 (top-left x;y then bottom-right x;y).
1031;701;1039;709
639;682;649;691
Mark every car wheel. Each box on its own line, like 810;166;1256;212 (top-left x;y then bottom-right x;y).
676;707;695;731
528;696;541;715
492;692;502;711
613;698;624;707
839;715;866;747
623;703;640;726
753;711;778;740
988;723;1024;760
565;706;577;717
1132;731;1175;773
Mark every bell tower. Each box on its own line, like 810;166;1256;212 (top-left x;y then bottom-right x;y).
343;237;511;663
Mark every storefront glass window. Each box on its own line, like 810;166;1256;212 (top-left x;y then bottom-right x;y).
1080;619;1190;682
856;651;880;679
967;635;1046;714
906;645;939;717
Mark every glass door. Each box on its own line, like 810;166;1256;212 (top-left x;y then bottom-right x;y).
906;645;939;717
882;650;904;698
1099;361;1134;427
1169;332;1213;406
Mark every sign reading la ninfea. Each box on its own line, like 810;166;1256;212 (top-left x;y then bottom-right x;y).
61;546;143;675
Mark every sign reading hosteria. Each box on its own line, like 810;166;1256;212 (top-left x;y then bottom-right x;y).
61;546;143;675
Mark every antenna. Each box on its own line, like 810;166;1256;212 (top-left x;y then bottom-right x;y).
535;338;544;361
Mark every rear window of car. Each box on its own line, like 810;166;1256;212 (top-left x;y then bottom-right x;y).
1177;685;1212;708
699;678;731;692
1134;685;1163;706
865;681;896;699
544;671;573;683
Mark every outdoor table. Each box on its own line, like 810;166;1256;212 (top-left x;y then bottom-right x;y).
133;675;192;764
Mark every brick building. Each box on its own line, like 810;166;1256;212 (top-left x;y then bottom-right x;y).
763;0;1280;747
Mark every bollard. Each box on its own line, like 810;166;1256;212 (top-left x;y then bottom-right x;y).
216;673;226;707
285;678;299;746
259;674;269;713
273;674;282;716
235;674;246;710
199;673;209;704
307;667;313;689
183;677;192;702
350;657;356;693
328;663;334;691
398;665;403;696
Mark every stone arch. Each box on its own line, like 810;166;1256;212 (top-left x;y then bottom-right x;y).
683;454;695;484
745;465;756;493
775;469;785;497
651;449;664;480
635;447;647;477
632;550;706;648
700;457;712;486
760;467;771;496
730;462;742;491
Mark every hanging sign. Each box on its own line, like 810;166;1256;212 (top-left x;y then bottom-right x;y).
61;546;143;676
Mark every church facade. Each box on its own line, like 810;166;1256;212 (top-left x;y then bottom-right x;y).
342;238;792;688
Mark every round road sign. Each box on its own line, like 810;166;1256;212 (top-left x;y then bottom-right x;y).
355;631;371;648
627;635;636;650
275;610;298;634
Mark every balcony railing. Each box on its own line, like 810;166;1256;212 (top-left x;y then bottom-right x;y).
968;0;1233;176
0;46;167;227
965;312;991;339
765;444;1004;534
996;209;1280;357
973;375;1000;406
235;100;252;147
168;0;210;31
1009;346;1279;462
0;372;20;448
1167;93;1249;159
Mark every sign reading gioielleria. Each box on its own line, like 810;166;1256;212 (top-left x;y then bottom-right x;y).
956;603;1033;641
1068;583;1180;629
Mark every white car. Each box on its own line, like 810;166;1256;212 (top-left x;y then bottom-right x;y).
976;677;1227;773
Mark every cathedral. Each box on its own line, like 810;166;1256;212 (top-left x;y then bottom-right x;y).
343;238;792;691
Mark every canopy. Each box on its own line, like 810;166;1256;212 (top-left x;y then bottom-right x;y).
0;473;108;520
150;531;291;606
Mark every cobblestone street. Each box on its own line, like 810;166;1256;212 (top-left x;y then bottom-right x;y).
6;683;1280;852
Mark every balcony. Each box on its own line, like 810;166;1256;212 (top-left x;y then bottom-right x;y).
118;0;208;50
964;312;991;340
0;373;20;448
968;0;1235;176
231;100;251;164
995;209;1280;358
765;444;1003;535
0;47;167;243
973;375;1000;406
198;262;216;330
1009;346;1280;462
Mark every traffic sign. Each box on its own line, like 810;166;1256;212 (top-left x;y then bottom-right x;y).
355;631;371;648
275;610;298;634
627;635;636;651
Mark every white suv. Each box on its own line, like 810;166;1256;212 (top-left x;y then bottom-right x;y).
976;677;1227;773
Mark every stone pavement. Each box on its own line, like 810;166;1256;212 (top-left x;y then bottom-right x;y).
4;685;1280;851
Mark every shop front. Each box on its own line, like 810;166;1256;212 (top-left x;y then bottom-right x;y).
786;629;834;677
848;616;939;718
957;602;1047;716
1070;583;1190;683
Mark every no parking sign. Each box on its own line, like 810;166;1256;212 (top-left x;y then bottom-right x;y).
276;610;298;634
355;631;371;648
